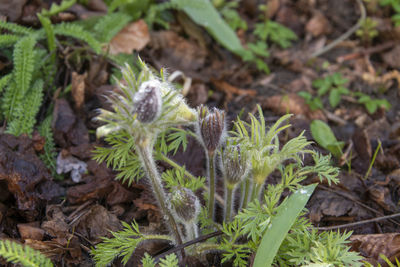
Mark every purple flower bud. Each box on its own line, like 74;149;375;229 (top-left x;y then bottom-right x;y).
133;80;162;123
170;187;200;223
197;105;226;153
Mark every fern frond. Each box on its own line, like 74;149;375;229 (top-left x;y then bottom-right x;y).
0;239;53;267
0;74;11;94
0;34;19;47
41;0;76;17
94;12;131;43
0;20;34;35
53;23;102;53
38;115;58;175
6;79;44;136
92;221;173;267
2;36;36;120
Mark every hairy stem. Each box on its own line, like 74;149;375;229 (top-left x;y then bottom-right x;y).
241;177;251;210
184;222;198;242
225;185;234;222
157;152;225;207
137;141;183;246
251;182;262;203
207;151;216;219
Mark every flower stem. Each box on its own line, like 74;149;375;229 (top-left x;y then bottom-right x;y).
207;151;216;219
241;177;251;210
225;185;234;222
137;141;183;246
157;152;225;207
251;182;263;203
184;222;198;242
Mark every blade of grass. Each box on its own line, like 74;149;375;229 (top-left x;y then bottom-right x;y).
253;183;317;267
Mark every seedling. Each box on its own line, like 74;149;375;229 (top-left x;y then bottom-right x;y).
91;60;362;267
356;17;379;45
355;92;391;114
299;73;350;110
313;73;350;108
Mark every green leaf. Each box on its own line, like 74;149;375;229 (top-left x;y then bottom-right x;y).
331;73;347;85
310;120;343;158
365;101;378;114
328;89;341;108
310;97;323;111
313;79;331;96
171;0;243;55
298;91;312;101
247;41;270;57
253;184;317;267
94;12;131;43
37;14;56;55
375;99;391;110
41;0;76;17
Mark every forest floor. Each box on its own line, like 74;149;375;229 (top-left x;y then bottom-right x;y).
2;0;400;266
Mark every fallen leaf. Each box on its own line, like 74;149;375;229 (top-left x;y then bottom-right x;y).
0;134;60;219
262;94;326;120
71;72;86;110
74;204;121;243
351;233;400;264
0;0;27;21
306;11;332;37
109;19;150;55
368;185;397;212
211;79;257;102
150;30;207;73
18;222;44;240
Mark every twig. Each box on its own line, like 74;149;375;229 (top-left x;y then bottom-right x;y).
311;0;366;58
317;212;400;231
154;230;223;263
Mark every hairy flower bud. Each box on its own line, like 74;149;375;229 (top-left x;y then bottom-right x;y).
221;143;250;187
170;187;200;223
197;105;226;153
133;80;162;123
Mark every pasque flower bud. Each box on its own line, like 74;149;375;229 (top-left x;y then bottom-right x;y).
133;80;162;123
170;187;200;223
221;143;250;187
196;105;226;153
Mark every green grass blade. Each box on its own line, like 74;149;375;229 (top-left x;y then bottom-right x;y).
253;183;317;267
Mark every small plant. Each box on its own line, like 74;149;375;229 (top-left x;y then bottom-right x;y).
316;73;349;108
356;17;379;45
91;60;362;267
380;0;400;26
355;92;391;114
0;239;53;267
299;73;350;110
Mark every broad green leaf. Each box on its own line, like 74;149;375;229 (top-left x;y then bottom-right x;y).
310;120;343;158
171;0;243;55
253;184;317;267
365;101;378;114
329;89;341;108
